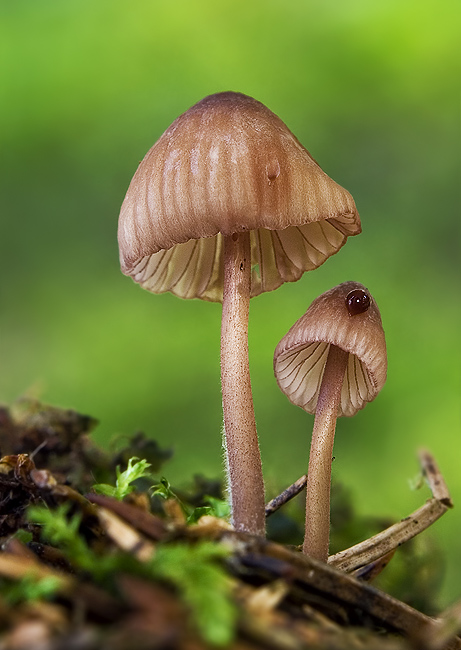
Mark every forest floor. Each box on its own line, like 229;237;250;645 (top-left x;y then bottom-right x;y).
0;397;459;650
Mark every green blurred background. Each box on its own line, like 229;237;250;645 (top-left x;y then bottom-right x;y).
1;0;459;606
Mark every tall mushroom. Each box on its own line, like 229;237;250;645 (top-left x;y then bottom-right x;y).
274;282;387;560
118;92;361;536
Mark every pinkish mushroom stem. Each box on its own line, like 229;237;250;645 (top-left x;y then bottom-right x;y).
303;343;349;561
221;231;266;536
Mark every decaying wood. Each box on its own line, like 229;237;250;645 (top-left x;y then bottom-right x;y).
94;500;459;648
207;532;458;649
96;506;156;562
425;601;461;650
0;400;458;650
87;492;168;540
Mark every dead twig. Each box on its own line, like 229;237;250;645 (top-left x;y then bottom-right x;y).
328;450;452;573
328;498;449;573
265;475;307;517
0;553;71;589
418;449;453;507
220;534;461;650
425;601;461;650
86;492;168;540
96;506;156;562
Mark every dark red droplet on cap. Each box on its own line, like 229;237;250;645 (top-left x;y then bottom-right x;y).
346;289;371;316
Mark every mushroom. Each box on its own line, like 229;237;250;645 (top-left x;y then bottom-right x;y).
273;281;387;560
118;92;361;536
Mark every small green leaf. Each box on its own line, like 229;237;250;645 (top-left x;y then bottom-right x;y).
187;496;231;524
92;482;118;497
13;529;33;545
151;476;175;501
204;496;231;520
187;506;211;524
93;457;154;500
151;477;192;517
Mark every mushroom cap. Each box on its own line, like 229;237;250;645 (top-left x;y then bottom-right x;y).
273;282;387;417
118;92;361;302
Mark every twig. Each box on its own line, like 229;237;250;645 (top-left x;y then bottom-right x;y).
265;475;307;517
350;548;396;582
219;533;461;649
328;449;452;573
96;506;156;562
328;498;449;572
0;553;71;588
425;601;461;650
87;492;168;540
419;448;453;507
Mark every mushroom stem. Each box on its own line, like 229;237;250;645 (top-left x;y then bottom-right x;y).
303;344;348;560
221;232;266;536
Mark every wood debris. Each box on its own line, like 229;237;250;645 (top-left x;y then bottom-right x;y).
0;399;458;650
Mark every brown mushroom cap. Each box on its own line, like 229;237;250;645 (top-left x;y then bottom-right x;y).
118;92;361;302
273;282;387;417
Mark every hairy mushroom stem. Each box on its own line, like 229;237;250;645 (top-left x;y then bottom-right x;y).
303;343;349;561
221;231;266;536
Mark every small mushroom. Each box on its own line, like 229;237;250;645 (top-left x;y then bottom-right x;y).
118;92;361;536
273;282;387;560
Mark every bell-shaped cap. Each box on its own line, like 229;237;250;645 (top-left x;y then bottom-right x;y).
118;92;361;302
273;282;387;417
